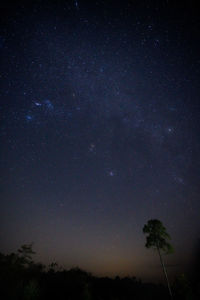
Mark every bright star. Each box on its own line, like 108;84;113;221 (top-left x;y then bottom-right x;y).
34;102;42;106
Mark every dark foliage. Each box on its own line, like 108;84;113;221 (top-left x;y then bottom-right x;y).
0;245;199;300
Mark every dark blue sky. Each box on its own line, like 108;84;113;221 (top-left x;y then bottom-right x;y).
1;0;200;282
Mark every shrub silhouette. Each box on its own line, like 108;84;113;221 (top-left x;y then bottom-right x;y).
2;242;200;299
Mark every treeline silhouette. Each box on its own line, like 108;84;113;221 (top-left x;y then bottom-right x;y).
0;244;199;300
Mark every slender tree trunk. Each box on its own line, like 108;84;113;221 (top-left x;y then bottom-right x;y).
157;247;173;299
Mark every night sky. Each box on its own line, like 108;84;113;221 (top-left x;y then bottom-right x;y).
1;0;200;282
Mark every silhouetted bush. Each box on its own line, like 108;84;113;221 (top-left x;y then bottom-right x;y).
0;245;199;299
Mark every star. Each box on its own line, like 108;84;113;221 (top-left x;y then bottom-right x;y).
44;100;54;110
25;115;33;121
108;171;115;177
167;127;173;133
74;1;79;9
89;143;96;152
34;102;42;106
173;176;184;184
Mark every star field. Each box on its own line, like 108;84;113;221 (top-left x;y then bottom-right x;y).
0;0;200;281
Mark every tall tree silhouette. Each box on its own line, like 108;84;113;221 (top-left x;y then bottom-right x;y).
143;219;174;299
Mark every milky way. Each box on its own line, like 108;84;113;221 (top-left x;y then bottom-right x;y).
1;1;200;281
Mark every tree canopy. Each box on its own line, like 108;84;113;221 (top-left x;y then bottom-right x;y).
143;219;173;254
